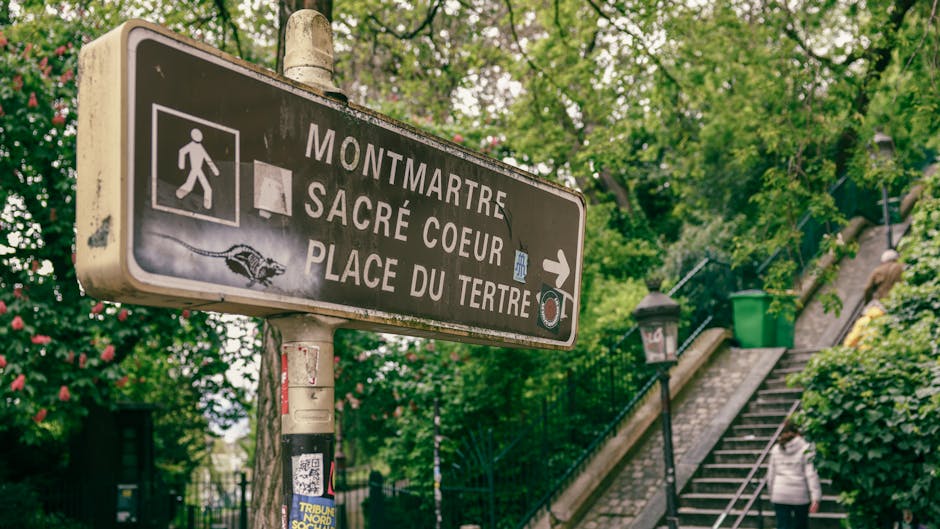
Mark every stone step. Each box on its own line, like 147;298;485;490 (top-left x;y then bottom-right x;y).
677;507;845;529
778;349;818;365
687;477;758;495
716;436;773;451
708;449;764;465
681;492;843;511
688;477;836;495
697;463;767;479
771;365;805;377
744;399;799;415
736;410;789;426
730;423;786;438
760;376;802;390
755;387;803;400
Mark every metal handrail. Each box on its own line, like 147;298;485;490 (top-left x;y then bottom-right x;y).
711;400;801;529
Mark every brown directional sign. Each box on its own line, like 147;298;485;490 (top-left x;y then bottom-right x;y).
76;20;585;349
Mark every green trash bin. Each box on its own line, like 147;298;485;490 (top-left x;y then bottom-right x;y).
773;294;797;348
730;290;775;348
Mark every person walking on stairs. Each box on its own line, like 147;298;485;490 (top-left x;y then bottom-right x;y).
863;249;904;305
767;421;822;529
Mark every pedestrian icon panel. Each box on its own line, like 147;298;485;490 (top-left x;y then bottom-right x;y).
151;104;240;226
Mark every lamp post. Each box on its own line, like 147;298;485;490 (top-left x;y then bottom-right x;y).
873;131;896;250
633;281;681;529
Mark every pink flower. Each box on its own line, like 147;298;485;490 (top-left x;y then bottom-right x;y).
30;335;51;345
0;104;4;116
10;374;25;391
181;309;191;319
12;75;22;91
38;57;48;70
11;316;24;330
52;113;65;126
27;92;38;108
33;408;47;423
0;300;7;315
58;385;71;401
13;286;23;299
452;133;464;143
0;355;5;368
115;376;129;388
65;351;75;364
30;260;39;272
55;45;66;56
78;353;87;368
60;69;74;83
0;32;7;47
91;301;104;314
101;344;115;362
118;309;128;322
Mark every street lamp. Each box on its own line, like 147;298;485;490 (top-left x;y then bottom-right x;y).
633;280;681;529
873;131;895;250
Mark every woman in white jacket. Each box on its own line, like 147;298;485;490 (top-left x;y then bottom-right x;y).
767;421;822;529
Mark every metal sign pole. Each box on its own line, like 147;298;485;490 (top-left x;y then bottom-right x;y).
271;312;345;529
273;12;347;529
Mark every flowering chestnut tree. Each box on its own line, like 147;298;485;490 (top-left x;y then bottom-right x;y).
0;10;255;484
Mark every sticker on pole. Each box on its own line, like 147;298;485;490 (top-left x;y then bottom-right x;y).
289;495;335;529
291;453;325;496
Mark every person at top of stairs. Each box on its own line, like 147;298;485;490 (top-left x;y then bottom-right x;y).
844;249;905;348
863;249;904;305
767;421;822;529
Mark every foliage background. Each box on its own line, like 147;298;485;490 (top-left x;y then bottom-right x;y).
1;0;940;527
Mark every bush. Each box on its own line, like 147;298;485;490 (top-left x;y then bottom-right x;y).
795;179;940;527
0;481;89;529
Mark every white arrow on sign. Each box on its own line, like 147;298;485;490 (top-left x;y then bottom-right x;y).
542;249;570;289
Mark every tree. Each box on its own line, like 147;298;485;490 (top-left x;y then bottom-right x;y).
0;0;266;507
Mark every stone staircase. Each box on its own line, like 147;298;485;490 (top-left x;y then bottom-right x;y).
671;348;847;529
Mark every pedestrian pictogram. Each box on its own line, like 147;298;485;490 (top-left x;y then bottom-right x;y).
150;104;240;227
176;128;220;209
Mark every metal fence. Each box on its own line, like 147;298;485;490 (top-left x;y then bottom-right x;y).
171;472;249;529
333;466;433;529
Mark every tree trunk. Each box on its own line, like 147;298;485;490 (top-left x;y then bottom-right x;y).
249;322;283;529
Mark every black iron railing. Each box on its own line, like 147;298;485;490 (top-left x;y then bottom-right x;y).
172;472;249;529
436;257;735;529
